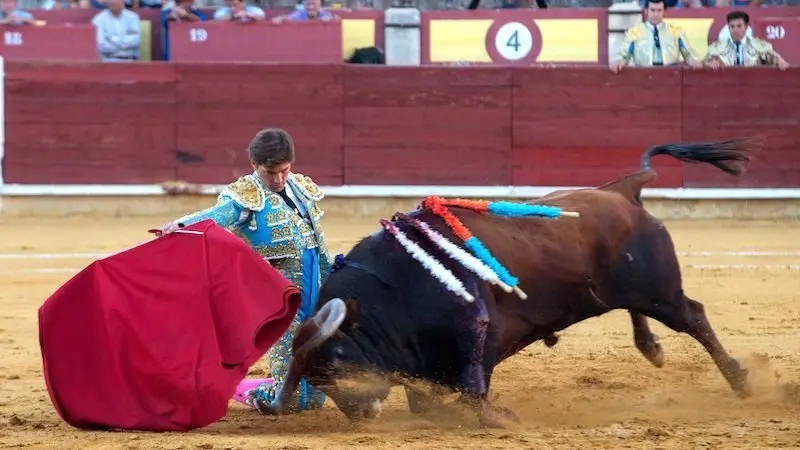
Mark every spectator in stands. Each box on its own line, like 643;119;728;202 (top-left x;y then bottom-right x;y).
161;0;207;61
272;0;337;22
711;0;753;6
0;0;35;25
213;0;265;22
90;0;161;10
91;0;141;61
705;10;789;70
40;0;89;9
611;0;701;73
637;0;703;8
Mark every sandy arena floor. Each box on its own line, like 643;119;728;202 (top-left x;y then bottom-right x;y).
0;214;799;449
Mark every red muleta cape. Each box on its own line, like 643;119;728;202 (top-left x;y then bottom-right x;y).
38;219;301;432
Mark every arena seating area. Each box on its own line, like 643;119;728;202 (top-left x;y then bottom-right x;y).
2;1;799;64
12;0;800;9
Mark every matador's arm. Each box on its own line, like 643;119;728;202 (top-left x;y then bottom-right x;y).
676;29;699;64
174;194;249;229
616;29;637;66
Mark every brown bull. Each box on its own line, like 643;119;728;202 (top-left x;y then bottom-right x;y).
257;138;758;427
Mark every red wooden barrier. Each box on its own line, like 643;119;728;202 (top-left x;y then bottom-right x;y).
174;63;344;185
4;63;178;183
512;67;683;188
681;68;800;188
3;63;800;189
169;21;344;63
0;25;97;61
344;67;512;185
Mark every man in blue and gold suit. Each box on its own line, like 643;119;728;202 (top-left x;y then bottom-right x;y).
157;128;330;414
611;0;702;73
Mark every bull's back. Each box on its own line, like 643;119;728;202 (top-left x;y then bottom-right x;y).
527;188;681;303
448;189;648;291
483;189;640;248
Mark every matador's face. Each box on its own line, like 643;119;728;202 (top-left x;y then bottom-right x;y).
645;2;664;26
728;18;748;42
254;161;291;193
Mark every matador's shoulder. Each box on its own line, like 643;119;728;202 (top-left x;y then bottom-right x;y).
289;172;324;202
665;22;686;36
706;39;726;54
625;23;647;40
221;174;267;211
750;37;775;52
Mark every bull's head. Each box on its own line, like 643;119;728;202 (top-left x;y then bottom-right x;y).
257;297;391;421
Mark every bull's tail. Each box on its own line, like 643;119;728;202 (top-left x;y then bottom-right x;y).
599;137;760;207
640;137;761;176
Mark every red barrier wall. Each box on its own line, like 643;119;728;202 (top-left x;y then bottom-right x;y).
4;62;800;189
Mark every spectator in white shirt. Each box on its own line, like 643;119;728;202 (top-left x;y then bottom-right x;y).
91;0;141;61
0;0;35;25
213;0;265;22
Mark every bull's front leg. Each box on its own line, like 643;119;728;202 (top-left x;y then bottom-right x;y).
404;385;445;415
455;300;519;428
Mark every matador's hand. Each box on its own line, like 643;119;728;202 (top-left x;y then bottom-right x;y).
155;221;180;237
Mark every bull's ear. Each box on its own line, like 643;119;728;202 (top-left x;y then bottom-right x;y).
343;298;359;330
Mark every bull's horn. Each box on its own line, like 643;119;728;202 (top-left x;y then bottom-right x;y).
257;299;348;416
296;298;347;356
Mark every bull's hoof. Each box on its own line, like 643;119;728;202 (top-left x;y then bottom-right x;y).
478;409;508;429
478;405;520;428
405;387;445;415
635;337;664;369
491;405;521;423
477;404;521;428
731;367;752;398
646;343;665;368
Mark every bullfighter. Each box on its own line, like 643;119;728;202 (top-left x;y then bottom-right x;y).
157;127;331;414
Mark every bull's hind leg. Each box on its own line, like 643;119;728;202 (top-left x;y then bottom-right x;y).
645;295;751;397
630;312;665;368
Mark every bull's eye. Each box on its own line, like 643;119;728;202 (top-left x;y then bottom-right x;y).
335;346;344;358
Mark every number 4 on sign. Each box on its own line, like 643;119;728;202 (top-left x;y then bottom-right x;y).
494;22;532;61
506;30;520;52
